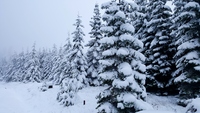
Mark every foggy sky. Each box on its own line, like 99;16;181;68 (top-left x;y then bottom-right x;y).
0;0;173;59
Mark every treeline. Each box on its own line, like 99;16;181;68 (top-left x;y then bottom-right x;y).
0;0;200;112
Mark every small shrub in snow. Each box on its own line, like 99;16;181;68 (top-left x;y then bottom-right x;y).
40;82;53;92
177;99;192;107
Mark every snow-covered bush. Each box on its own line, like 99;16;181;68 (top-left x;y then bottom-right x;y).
177;99;192;107
40;82;53;92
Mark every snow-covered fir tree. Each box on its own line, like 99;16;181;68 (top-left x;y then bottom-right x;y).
23;43;41;83
57;33;72;85
5;53;25;82
5;54;18;82
172;0;200;99
97;1;151;112
13;51;27;82
141;0;177;95
52;34;72;85
48;45;59;82
38;48;53;81
0;60;3;80
63;32;72;55
131;0;147;38
57;15;88;106
51;46;64;85
0;58;7;81
86;3;103;86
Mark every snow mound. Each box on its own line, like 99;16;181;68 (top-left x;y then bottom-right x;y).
185;98;200;113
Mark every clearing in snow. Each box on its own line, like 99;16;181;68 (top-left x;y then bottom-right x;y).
0;82;186;113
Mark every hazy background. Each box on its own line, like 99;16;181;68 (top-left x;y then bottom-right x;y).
0;0;173;59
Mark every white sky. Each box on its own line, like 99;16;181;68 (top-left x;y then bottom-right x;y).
0;0;173;58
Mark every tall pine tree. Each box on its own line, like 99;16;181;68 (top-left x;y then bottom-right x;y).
57;15;88;106
97;1;152;112
172;0;200;99
141;0;177;95
86;3;103;86
23;43;41;83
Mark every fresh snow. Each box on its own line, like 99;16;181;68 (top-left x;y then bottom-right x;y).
115;11;125;19
0;82;186;113
118;62;132;76
100;26;113;33
0;82;105;113
194;66;200;71
102;48;117;56
186;98;200;113
178;39;200;50
185;51;198;60
185;2;199;9
146;94;185;113
116;48;129;56
100;36;116;45
120;23;135;33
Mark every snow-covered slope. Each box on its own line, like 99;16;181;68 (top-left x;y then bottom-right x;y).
0;82;185;113
0;82;105;113
146;94;185;113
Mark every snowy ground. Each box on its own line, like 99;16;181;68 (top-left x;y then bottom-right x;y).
0;82;185;113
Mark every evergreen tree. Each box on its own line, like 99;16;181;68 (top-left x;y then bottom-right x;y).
51;46;64;85
14;51;27;82
38;48;54;81
38;49;47;80
57;15;88;106
86;3;103;86
23;43;41;83
53;34;72;85
172;0;200;99
0;58;8;81
141;0;177;95
5;53;22;82
97;1;151;112
131;0;147;38
48;44;59;82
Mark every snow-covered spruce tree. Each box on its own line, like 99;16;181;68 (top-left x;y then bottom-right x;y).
57;15;88;106
53;34;72;85
97;1;152;112
86;3;103;86
131;0;147;38
5;54;18;82
38;48;53;81
0;58;9;81
13;51;27;82
47;44;59;82
0;59;3;80
5;53;26;82
38;49;47;80
0;59;4;81
23;43;41;83
51;46;64;85
141;0;177;95
172;0;200;99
